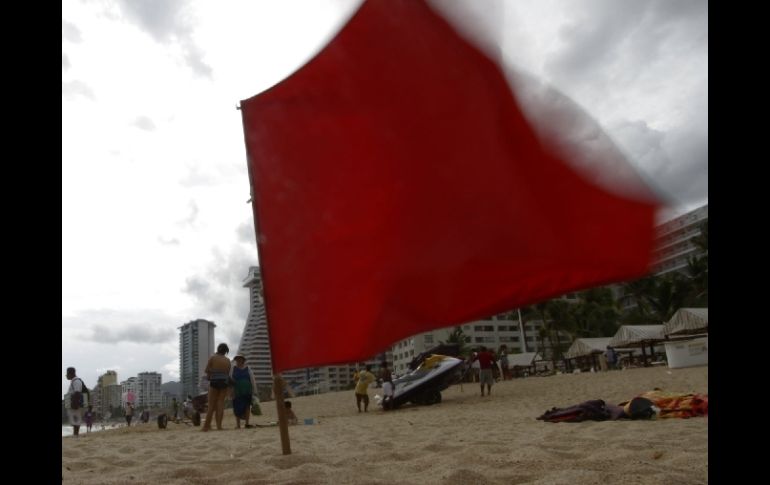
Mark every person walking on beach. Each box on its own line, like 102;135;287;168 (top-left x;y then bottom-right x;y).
379;361;395;410
65;367;85;437
202;343;232;431
498;345;511;380
605;346;618;370
171;397;179;422
84;405;94;433
470;346;497;396
125;402;134;427
229;353;257;429
183;395;194;420
354;364;376;412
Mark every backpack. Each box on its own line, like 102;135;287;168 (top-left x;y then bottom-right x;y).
79;378;90;397
72;377;91;409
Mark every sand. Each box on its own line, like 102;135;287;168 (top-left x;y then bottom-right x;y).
62;365;707;484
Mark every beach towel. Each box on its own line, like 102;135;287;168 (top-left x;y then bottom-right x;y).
634;390;708;419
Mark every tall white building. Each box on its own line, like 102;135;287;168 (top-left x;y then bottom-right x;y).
137;372;162;409
179;319;216;399
237;267;273;399
121;377;137;405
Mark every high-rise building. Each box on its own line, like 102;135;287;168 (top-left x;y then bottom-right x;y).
651;204;708;275
95;370;118;416
137;372;162;409
121;377;137;405
179;319;216;399
237;267;273;399
103;384;122;415
100;370;118;387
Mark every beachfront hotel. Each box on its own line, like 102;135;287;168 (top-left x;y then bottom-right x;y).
651;203;708;276
179;318;216;399
618;203;708;311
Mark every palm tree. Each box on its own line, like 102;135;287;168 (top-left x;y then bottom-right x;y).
441;326;471;358
571;288;620;337
621;273;692;324
545;299;573;366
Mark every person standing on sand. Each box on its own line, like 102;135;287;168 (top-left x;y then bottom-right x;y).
125;402;134;427
84;405;94;433
65;367;85;437
470;346;497;396
202;343;232;431
354;364;376;412
379;361;395;410
229;353;257;429
498;345;511;380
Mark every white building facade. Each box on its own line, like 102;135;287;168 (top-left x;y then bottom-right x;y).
179;319;216;399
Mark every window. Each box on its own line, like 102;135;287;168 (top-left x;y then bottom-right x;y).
424;335;434;344
474;325;483;331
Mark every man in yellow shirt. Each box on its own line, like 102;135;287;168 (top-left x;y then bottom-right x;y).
354;364;376;412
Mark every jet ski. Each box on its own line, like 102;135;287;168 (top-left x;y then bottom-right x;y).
382;354;465;410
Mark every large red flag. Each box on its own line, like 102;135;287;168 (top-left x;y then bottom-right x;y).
240;0;661;373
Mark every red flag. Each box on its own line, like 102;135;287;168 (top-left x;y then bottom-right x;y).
240;0;660;372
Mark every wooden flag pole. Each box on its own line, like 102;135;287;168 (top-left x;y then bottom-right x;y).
273;374;291;455
238;103;292;456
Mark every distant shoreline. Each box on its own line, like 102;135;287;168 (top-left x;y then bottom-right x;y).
62;422;124;437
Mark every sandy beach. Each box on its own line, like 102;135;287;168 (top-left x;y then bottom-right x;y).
62;365;707;484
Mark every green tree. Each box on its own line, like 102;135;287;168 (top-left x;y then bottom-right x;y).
621;273;693;324
441;326;472;357
571;287;621;337
545;299;573;365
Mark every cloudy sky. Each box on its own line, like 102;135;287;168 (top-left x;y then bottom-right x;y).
62;0;707;396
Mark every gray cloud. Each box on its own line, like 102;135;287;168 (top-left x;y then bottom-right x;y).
236;221;256;245
183;42;213;78
180;164;218;188
158;236;180;246
132;116;156;131
534;0;707;209
62;80;95;100
179;200;199;227
115;0;212;78
183;244;257;353
62;19;82;43
64;308;180;344
89;324;175;344
546;0;707;88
